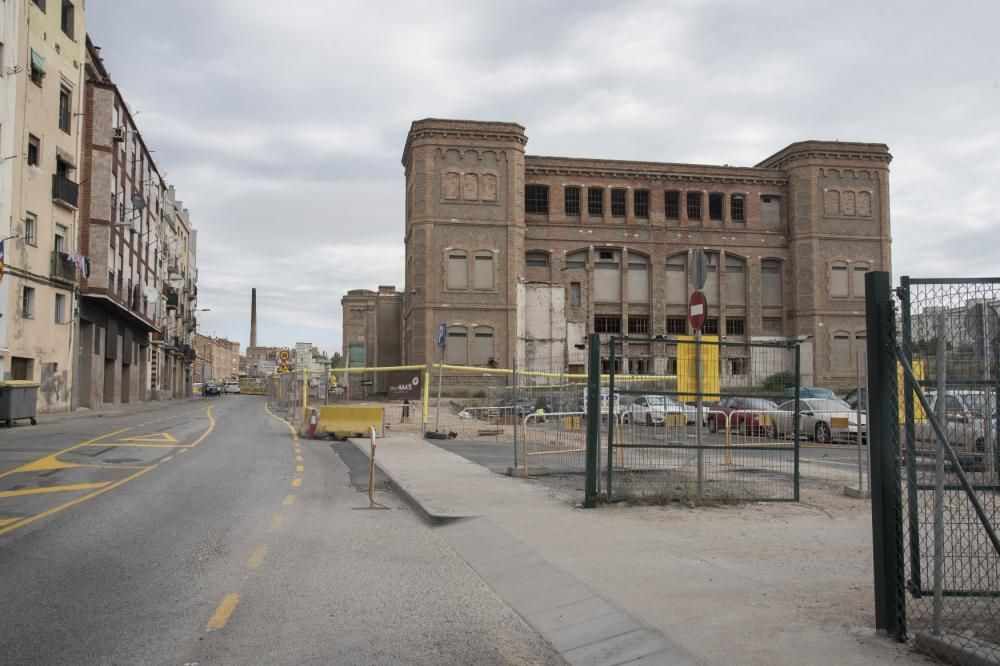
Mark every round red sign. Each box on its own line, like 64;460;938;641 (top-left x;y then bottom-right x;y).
689;290;708;331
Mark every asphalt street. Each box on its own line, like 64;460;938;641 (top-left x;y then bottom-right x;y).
0;396;564;665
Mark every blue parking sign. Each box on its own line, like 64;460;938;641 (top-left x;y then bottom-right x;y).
437;323;447;348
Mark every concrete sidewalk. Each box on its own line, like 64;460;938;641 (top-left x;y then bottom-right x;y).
20;396;206;428
352;435;931;666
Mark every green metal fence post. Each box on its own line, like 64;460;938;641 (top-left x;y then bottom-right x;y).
606;337;616;501
899;276;922;595
584;333;600;508
794;343;801;502
866;270;904;639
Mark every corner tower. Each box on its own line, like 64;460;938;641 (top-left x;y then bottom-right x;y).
401;119;527;368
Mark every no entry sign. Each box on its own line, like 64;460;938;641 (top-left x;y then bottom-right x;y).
689;290;707;331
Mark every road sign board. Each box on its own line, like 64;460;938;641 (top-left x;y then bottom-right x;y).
437;323;448;348
277;362;290;373
691;250;709;291
689;290;707;331
359;379;374;387
278;349;290;361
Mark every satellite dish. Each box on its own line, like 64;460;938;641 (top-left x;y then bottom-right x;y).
143;286;159;303
168;274;184;289
130;194;145;211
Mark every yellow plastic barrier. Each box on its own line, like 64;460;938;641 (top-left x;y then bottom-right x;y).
303;405;385;439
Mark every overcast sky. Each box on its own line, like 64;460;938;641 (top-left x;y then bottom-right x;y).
85;0;1000;356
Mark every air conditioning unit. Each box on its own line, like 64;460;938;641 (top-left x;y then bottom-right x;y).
112;127;125;142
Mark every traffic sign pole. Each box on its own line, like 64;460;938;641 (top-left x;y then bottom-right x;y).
688;289;708;499
435;323;447;433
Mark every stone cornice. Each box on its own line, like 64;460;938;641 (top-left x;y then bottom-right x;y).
402;119;528;167
756;141;892;170
525;160;787;186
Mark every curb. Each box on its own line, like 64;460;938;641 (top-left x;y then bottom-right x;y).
27;397;206;428
347;438;479;526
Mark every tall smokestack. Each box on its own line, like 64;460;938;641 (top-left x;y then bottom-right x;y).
250;288;258;349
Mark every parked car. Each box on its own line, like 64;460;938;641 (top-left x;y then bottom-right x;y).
916;389;997;458
843;387;867;411
782;386;839;400
620;394;698;426
706;397;779;437
193;382;204;396
224;382;240;394
203;382;222;396
774;398;864;443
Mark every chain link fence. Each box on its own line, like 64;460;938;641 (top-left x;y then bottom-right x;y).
869;274;999;663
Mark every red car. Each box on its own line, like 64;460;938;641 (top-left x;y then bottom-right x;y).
706;397;779;437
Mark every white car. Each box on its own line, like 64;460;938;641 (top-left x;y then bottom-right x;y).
621;395;698;426
224;382;240;394
774;398;865;443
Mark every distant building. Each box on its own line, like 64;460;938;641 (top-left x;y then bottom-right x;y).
340;286;402;394
389;118;891;389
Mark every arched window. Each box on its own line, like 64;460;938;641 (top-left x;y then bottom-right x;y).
565;250;587;269
761;259;782;307
472;327;494;367
447;250;467;290
525;251;549;267
627;252;649;303
831;331;851;368
852;262;870;298
666;254;687;304
830;261;849;297
724;255;746;306
445;326;468;365
593;248;621;302
473;251;494;290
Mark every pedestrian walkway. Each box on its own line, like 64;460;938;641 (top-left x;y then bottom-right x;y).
27;397;205;427
350;435;932;666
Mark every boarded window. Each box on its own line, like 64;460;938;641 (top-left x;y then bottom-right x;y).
587;188;603;216
472;327;494;366
481;174;498;201
447;252;467;289
564;186;580;215
686;192;702;220
664;191;680;219
831;332;850;368
763;317;783;336
444;172;460;200
852;263;869;298
824;189;840;216
709;193;723;220
569;282;581;307
761;260;782;307
525;251;549;267
760;195;781;225
627;258;649;302
703;252;719;303
462;173;479;200
593;261;621;302
446;327;468;365
474;252;494;290
854;333;867;365
666;254;687;304
831;261;849;297
841;191;856;216
666;317;686;335
611;189;626;217
633;190;649;218
565;250;587;269
724;256;746;306
858;191;872;217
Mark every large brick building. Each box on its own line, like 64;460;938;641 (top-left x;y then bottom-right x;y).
387;118;891;389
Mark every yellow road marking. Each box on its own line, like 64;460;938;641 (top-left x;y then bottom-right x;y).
247;545;267;570
0;427;133;479
117;432;179;443
283;494;295;506
295;455;303;462
0;518;21;527
264;402;300;442
205;593;240;631
187;406;216;447
0;482;111;499
271;515;284;529
178;448;189;455
80;442;188;449
162;455;174;463
295;465;304;473
0;466;154;537
292;478;302;487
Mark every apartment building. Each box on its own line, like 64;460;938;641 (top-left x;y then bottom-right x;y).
3;0;86;411
158;184;198;398
398;118;892;390
193;334;240;383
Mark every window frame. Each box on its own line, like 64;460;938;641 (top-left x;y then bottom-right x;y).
730;194;746;222
55;293;66;324
61;1;76;39
564;186;581;216
587;188;604;217
27;134;41;167
633;189;649;218
525;251;549;268
725;317;746;336
524;184;549;215
24;212;38;246
22;286;35;319
664;191;680;220
708;193;724;221
473;251;495;290
627;315;650;335
593;315;622;334
686;192;702;221
610;188;627;217
446;250;468;290
666;316;686;335
830;261;849;298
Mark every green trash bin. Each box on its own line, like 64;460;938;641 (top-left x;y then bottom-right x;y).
0;380;40;426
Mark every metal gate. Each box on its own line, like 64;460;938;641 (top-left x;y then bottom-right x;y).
584;334;801;504
868;273;1000;662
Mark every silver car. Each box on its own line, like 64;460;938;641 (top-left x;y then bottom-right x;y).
621;395;698;426
775;398;865;443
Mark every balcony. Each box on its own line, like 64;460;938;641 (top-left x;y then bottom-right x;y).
51;251;77;285
52;174;79;209
165;290;179;311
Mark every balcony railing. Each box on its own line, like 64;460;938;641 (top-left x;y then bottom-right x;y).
51;251;77;284
52;174;79;209
165;290;179;310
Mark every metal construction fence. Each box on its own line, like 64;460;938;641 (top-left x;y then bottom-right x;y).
868;273;1000;663
598;334;802;503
